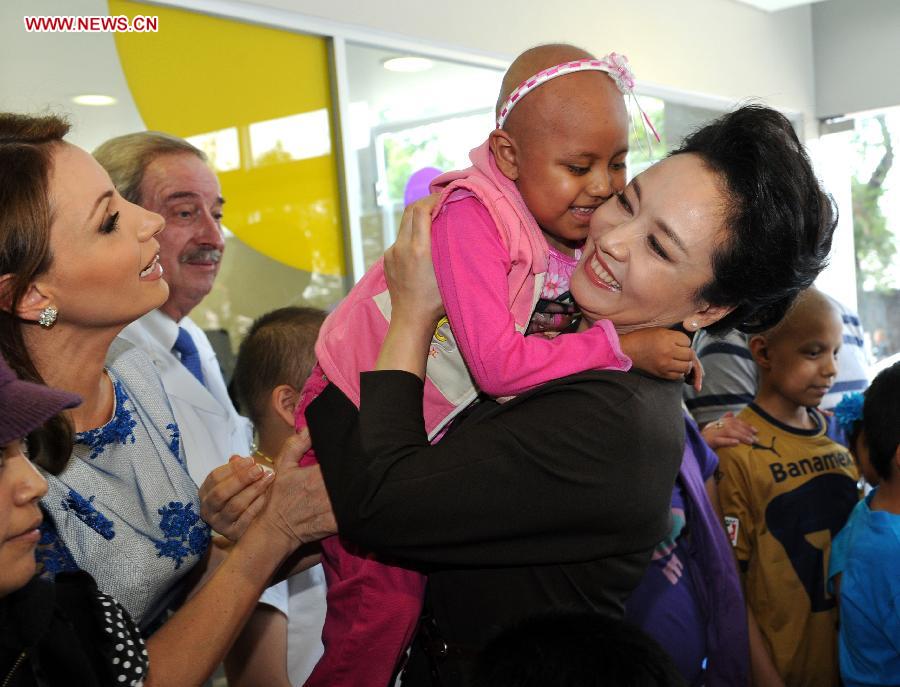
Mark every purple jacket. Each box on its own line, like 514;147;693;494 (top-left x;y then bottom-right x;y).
681;416;750;686
627;415;749;685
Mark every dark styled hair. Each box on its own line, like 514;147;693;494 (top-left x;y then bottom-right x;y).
471;612;685;687
232;306;327;428
863;362;900;482
671;104;837;334
0;112;74;473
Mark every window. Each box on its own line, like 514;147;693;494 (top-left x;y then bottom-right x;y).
344;43;503;269
626;95;726;172
848;108;900;373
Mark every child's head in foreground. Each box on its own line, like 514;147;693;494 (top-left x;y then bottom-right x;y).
749;288;843;414
232;306;327;441
490;44;630;254
470;612;685;687
839;362;900;486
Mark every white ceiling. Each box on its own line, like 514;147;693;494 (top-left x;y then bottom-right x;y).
346;43;501;126
0;0;502;149
0;0;845;151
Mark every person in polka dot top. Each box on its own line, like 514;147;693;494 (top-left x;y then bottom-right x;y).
0;354;147;686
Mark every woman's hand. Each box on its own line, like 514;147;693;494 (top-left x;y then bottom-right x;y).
701;411;758;449
199;454;275;541
254;432;337;550
376;194;446;378
384;195;444;326
143;430;331;687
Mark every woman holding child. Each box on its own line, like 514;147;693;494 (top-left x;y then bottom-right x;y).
270;103;836;687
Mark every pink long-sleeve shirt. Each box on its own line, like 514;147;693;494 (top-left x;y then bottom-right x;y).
432;189;628;397
314;139;630;437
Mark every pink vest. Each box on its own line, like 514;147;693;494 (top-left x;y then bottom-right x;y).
315;140;548;437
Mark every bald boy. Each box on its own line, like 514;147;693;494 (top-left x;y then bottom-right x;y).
749;288;844;429
717;288;858;686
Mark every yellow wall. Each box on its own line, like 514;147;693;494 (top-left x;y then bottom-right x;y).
109;0;344;348
111;0;343;276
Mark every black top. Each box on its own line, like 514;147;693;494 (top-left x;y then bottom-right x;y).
0;572;147;687
309;369;685;686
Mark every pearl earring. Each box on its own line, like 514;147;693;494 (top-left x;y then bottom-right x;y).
38;305;58;328
690;320;699;331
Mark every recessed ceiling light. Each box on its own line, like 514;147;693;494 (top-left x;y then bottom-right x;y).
732;0;830;10
71;94;118;106
382;57;434;73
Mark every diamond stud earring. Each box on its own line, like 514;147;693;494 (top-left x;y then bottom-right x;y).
38;305;58;328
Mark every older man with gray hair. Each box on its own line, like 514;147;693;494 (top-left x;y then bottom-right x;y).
94;132;323;686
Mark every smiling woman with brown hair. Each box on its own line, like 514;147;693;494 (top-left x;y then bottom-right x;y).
0;112;334;686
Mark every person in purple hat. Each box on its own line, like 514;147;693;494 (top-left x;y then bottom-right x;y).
0;354;152;686
0;356;80;597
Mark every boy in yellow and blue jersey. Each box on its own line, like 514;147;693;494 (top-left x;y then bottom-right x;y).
715;288;859;687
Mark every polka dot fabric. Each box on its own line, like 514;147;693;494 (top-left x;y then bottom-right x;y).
95;590;148;686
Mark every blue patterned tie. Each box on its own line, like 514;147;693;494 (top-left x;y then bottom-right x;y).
172;326;206;387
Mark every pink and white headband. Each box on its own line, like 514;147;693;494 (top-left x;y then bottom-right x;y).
496;52;660;148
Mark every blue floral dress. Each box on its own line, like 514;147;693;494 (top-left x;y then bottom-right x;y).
37;340;210;631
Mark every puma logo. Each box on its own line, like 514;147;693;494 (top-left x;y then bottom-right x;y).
752;437;781;457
